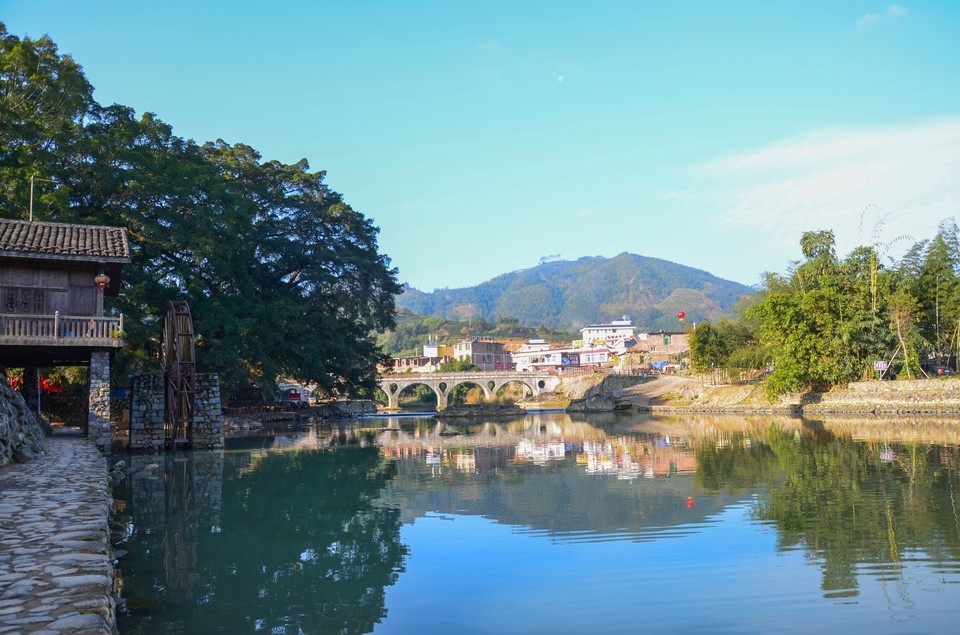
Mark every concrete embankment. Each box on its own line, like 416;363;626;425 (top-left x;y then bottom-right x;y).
803;378;960;415
613;376;960;416
0;435;115;634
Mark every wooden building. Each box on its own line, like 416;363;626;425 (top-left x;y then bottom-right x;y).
0;218;131;451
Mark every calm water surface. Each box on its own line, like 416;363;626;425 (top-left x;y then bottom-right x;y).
114;413;960;634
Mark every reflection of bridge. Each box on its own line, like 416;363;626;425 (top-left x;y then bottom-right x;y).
376;372;561;410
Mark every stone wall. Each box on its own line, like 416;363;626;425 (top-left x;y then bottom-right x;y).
0;375;46;464
804;378;960;415
88;351;112;452
193;374;224;450
129;372;165;451
129;372;223;451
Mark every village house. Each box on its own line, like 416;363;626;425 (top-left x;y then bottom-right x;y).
512;339;613;372
0;218;130;451
578;317;636;348
638;331;691;358
385;342;452;373
453;338;511;371
512;318;692;375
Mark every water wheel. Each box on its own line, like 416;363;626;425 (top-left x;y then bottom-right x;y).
160;300;196;447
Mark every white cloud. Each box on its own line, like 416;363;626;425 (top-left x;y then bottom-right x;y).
857;4;909;30
887;4;908;17
666;116;960;269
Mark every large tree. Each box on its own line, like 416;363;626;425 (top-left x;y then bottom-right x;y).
0;24;401;397
748;231;897;396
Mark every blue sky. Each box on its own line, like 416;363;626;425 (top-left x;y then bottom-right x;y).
3;1;960;291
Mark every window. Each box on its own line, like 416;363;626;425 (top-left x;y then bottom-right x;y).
3;288;45;314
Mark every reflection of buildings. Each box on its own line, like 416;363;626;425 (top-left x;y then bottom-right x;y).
372;418;701;480
515;439;568;464
638;440;698;477
578;437;697;480
381;443;516;475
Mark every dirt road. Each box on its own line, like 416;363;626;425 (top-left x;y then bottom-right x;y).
613;375;693;408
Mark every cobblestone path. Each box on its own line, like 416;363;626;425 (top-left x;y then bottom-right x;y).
0;436;114;634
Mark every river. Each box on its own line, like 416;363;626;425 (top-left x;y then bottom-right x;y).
114;412;960;634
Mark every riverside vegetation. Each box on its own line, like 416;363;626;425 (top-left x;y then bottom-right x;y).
689;226;960;398
4;24;960;411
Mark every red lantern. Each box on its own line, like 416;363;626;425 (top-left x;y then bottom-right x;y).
95;273;110;290
677;311;686;322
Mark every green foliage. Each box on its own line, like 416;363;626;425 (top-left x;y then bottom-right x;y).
747;231;893;396
689;322;727;372
0;25;401;398
437;358;479;373
734;223;960;396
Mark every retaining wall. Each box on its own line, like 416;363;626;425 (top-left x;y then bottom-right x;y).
129;372;224;451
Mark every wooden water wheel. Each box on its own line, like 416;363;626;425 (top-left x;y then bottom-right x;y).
160;300;196;447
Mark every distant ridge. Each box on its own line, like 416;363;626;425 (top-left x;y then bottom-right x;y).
397;252;754;331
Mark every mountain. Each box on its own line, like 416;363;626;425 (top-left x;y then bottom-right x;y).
396;253;755;332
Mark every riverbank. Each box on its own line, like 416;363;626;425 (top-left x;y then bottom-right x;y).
616;375;960;415
0;434;115;634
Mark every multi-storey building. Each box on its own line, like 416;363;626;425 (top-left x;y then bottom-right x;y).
453;338;511;371
579;317;635;348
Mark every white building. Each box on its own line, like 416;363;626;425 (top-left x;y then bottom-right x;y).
512;340;611;372
579;318;635;348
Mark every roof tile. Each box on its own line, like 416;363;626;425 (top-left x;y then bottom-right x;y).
0;218;131;261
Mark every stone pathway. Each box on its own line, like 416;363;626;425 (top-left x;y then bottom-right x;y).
0;436;114;634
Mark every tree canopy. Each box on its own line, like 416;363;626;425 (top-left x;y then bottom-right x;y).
0;24;401;398
701;222;960;397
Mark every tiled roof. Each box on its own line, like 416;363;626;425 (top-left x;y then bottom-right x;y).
0;218;131;262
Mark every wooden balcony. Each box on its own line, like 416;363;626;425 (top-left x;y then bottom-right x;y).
0;312;124;349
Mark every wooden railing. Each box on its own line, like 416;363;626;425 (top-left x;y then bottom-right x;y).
0;312;123;344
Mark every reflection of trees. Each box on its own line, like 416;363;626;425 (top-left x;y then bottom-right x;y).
754;426;960;598
162;458;199;600
119;446;406;634
695;434;780;492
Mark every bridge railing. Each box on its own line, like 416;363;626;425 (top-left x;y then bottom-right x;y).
380;370;554;380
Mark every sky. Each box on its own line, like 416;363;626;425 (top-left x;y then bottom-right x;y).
3;1;960;291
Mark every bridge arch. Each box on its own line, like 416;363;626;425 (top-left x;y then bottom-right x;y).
443;379;492;406
382;380;447;410
491;378;537;400
376;372;561;412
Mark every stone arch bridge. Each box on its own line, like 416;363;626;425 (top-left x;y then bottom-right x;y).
377;371;561;410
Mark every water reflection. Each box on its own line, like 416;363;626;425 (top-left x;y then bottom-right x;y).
753;424;960;602
115;413;960;634
117;443;406;634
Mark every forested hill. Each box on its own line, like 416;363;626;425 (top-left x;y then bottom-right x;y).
397;253;755;331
